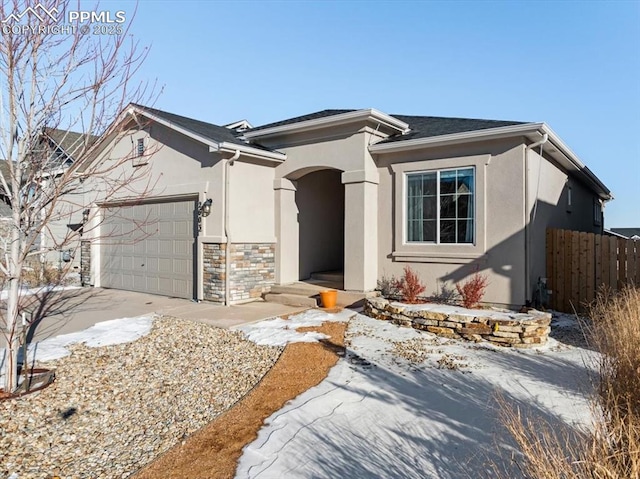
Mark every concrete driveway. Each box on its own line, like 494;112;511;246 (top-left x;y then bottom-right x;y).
27;287;308;343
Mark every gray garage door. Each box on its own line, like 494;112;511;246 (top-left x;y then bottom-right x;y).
100;199;196;299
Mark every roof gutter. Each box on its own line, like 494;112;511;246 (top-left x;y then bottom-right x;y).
223;149;240;306
209;141;286;163
369;123;547;153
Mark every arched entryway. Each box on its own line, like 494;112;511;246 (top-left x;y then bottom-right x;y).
295;169;344;281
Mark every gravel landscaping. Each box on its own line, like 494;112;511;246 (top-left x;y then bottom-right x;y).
0;316;283;479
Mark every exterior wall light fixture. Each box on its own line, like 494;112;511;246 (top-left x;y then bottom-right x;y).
199;198;212;218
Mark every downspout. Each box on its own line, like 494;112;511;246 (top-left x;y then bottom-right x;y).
524;132;548;305
224;150;240;306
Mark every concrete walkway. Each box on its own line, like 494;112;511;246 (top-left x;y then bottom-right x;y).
28;287;309;343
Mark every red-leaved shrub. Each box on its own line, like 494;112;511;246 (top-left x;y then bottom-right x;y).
393;266;426;304
456;272;489;309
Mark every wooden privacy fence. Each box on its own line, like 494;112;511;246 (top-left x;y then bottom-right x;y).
546;228;640;313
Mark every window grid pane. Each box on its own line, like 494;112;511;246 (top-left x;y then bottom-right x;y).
407;168;474;244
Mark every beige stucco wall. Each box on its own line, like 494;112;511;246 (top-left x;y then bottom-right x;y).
85;121;283;240
526;148;602;298
84;122;221;235
375;138;528;308
228;160;276;243
269;127;374;180
265;126;382;290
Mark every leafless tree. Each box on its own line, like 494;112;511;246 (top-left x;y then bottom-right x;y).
0;0;156;392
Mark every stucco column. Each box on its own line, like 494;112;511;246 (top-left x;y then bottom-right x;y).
274;178;298;284
342;170;378;291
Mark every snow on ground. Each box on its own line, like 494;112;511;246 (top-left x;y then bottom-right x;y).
237;310;597;479
237;309;354;347
0;316;153;382
24;315;154;362
0;285;81;301
399;301;535;320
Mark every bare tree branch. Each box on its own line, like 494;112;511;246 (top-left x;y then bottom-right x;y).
0;0;156;392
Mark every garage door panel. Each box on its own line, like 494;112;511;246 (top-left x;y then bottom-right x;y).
172;259;189;274
158;258;171;273
175;221;190;235
100;199;195;299
122;256;133;270
146;240;158;254
146;257;159;273
159;221;172;235
173;239;190;255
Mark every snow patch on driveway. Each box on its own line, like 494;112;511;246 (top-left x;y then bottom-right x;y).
0;316;154;372
0;285;82;301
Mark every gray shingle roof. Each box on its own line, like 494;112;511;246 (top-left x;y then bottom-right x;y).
132;104;274;151
379;115;527;143
247;110;356;132
610;228;640;239
247;109;527;143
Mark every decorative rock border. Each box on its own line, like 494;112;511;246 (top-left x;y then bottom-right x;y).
363;297;552;348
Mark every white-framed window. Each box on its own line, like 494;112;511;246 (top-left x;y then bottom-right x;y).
132;136;148;166
137;138;145;157
406;167;475;244
593;198;602;226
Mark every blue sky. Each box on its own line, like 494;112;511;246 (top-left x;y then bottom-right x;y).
117;0;638;227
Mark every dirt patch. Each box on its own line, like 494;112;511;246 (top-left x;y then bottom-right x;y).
134;320;346;479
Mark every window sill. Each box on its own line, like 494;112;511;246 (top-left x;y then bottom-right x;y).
391;250;486;264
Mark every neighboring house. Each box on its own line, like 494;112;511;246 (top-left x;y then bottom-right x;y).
80;105;612;308
608;228;640;241
0;128;96;270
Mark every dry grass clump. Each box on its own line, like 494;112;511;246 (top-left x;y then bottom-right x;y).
0;262;75;288
590;287;640;421
496;287;640;479
20;264;68;287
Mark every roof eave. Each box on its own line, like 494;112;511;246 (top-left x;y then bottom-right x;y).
369;122;612;201
135;107;285;162
85;105;283;165
132;107;220;149
244;109;410;140
604;229;629;239
369;123;546;153
209;142;286;163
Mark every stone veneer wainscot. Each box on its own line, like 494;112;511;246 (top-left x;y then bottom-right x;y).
203;243;275;304
80;240;91;286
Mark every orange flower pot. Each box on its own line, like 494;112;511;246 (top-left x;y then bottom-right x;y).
319;290;338;309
